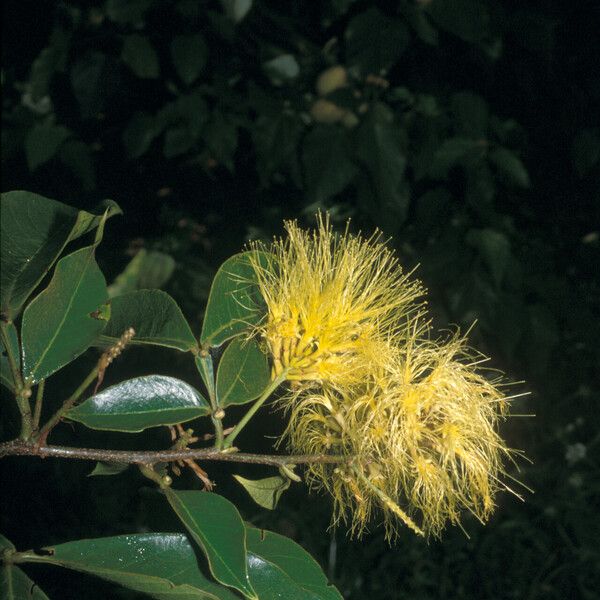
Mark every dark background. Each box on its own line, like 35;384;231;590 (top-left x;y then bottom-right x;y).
1;1;599;598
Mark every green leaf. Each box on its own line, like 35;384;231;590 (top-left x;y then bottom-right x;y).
354;103;408;226
428;137;480;179
303;126;358;204
345;8;410;75
1;322;20;392
59;140;97;191
106;0;153;25
88;462;129;477
0;191;120;321
1;564;50;600
466;228;511;288
122;34;159;79
488;147;530;188
108;250;176;297
216;338;270;407
200;252;270;348
572;128;600;177
24;533;239;599
171;34;208;85
263;54;299;84
67;375;210;432
25;123;72;171
123;112;161;158
166;490;256;599
164;126;196;158
100;290;197;352
427;0;490;44
451;92;489;138
246;527;341;599
21;245;109;383
221;0;253;23
233;475;290;510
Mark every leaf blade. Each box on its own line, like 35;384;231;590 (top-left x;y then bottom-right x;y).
66;375;210;432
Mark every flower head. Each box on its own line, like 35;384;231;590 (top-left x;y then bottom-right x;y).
249;214;524;539
249;214;423;386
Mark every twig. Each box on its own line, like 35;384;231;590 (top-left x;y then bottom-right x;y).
32;380;45;431
0;439;350;467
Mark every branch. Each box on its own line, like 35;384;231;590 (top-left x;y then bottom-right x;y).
0;440;350;468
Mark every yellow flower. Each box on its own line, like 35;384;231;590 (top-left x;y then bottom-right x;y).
282;330;522;539
249;214;423;386
249;214;525;540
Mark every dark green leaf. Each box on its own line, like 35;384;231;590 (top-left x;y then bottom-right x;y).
164;126;196;158
200;252;270;347
0;564;50;600
216;337;270;407
122;34;159;79
1;322;20;392
355;103;408;225
345;8;409;75
21;245;109;383
427;0;490;44
106;0;153;25
25;123;71;171
571;128;600;177
171;35;208;85
489;147;530;188
26;533;239;599
166;490;256;599
67;375;209;432
108;250;176;297
303;126;358;204
0;191;120;321
466;228;511;288
29;27;70;101
100;290;197;352
451;92;489;138
202;111;237;171
245;526;342;600
428;137;479;179
221;0;253;23
58;140;97;191
263;55;299;84
233;475;290;510
123;112;161;158
88;462;129;477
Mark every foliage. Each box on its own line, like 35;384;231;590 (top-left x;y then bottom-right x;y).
1;1;599;599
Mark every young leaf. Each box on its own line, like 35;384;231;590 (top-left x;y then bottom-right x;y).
245;526;343;600
0;191;120;321
21;533;239;599
166;489;256;599
200;252;270;348
66;375;210;432
216;338;270;407
21;246;109;383
99;290;197;352
233;475;290;510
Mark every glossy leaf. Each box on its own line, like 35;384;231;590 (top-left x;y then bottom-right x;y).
100;290;197;352
171;34;207;85
216;337;270;407
233;475;290;510
67;375;210;432
166;489;256;599
25;533;239;600
246;526;343;600
88;461;129;477
200;252;270;348
0;322;20;392
21;245;109;383
0;191;120;320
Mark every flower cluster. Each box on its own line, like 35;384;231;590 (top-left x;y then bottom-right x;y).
249;215;522;539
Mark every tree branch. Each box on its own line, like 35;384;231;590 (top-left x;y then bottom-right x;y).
0;439;350;467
